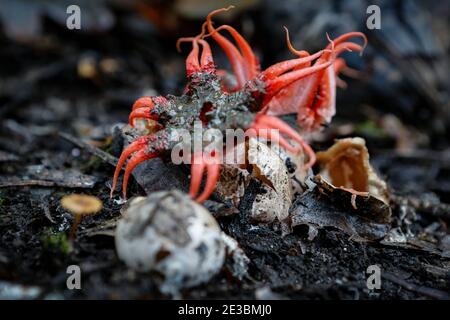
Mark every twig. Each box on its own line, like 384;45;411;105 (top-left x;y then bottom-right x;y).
0;179;94;189
0;180;58;188
0;168;97;189
392;195;450;221
382;272;450;300
58;132;118;167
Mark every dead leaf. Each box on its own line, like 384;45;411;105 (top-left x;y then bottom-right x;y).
291;188;391;241
316;137;391;218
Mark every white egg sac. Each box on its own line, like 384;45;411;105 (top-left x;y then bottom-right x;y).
115;190;225;294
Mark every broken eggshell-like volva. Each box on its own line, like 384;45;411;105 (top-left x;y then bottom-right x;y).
115;190;225;295
270;140;310;194
216;138;293;224
315;137;391;223
215;157;250;208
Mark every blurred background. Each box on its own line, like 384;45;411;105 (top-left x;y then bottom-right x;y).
0;0;448;147
0;0;449;299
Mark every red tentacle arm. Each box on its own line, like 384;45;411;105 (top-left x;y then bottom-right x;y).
177;36;201;76
325;32;367;51
177;35;215;76
334;58;347;75
249;114;316;169
205;7;247;90
246;124;298;154
121;149;158;199
177;22;215;76
198;39;214;71
110;135;154;199
132;96;154;111
262;30;367;132
263;59;333;104
207;24;260;80
129;96;167;132
334;58;348;88
129;107;160;127
131;96;167;119
190;150;222;203
262;50;325;80
284;27;309;59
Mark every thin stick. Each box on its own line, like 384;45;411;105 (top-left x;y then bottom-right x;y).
58;132;118;167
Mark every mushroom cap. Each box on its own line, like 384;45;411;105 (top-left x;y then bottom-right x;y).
61;194;103;216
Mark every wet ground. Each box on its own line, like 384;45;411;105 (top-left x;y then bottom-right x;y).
0;0;449;299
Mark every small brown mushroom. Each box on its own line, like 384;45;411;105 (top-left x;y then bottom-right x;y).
61;194;103;240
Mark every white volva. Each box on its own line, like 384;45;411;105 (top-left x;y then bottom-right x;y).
115;190;225;294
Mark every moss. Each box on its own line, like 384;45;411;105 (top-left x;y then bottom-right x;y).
79;154;102;172
41;230;71;255
355;120;387;139
80;137;113;172
101;136;113;153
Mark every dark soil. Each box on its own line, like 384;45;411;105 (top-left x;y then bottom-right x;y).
0;0;449;299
